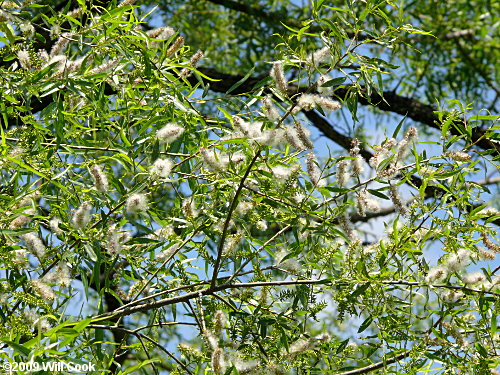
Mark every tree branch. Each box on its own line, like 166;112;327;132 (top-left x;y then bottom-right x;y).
210;150;261;288
92;276;500;322
192;67;500;156
87;324;193;375
335;350;410;375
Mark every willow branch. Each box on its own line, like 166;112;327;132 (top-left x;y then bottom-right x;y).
87;324;193;375
335;350;410;375
210;150;261;288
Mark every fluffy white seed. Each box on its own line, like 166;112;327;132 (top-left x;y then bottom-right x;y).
126;193;148;214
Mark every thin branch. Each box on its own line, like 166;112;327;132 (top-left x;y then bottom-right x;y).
335;350;410;375
87;325;194;375
224;224;292;285
94;279;329;320
210;149;261;288
5;137;191;157
91;277;500;322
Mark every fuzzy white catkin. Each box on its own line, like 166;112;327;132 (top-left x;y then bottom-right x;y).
447;151;471;162
233;358;259;373
256;220;268;231
351;155;365;176
200;147;223;171
261;96;280;122
31;279;55;301
306;153;326;187
313;95;341;111
90;164;109;192
200;148;245;172
462;271;485;285
271;165;294;182
445;249;470;272
43;262;72;287
189;50;204;67
389;184;406;215
336;160;349;187
214;310;227;337
157;243;179;262
117;0;136;7
294;122;313;149
317;74;334;96
126;193;148;214
478;247;496;261
180;50;204;77
270;62;287;93
50;33;70;57
157;123;184;144
370;138;397;169
308;46;331;66
293;94;341;113
481;233;500;252
425;267;447;283
106;225;123;255
255;128;286;147
72;202;92;229
94;58;121;75
166;36;184;56
233;116;262;139
9;208;35;229
22;233;45;258
49;217;63;235
204;329;218;351
12;250;28;266
17;50;31;69
150;158;173;179
222;233;243;256
211;348;226;375
147;26;175;40
395;127;418;163
295;94;316;112
283;126;307;150
356;189;380;216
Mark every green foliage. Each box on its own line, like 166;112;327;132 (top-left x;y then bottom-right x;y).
0;0;498;374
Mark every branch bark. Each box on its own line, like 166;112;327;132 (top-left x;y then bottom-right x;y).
191;67;500;156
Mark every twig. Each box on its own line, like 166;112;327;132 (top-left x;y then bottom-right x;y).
87;324;194;375
210;149;261;288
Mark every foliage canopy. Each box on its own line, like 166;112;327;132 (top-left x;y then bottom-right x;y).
0;0;499;374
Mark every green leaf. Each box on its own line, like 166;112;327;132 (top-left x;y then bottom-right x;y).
226;66;255;94
320;77;346;87
73;318;93;332
357;315;373;333
336;338;349;354
392;115;407;138
367;189;390;200
3;341;31;357
351;282;370;298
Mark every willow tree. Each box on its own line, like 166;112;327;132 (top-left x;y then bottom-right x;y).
0;0;499;374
